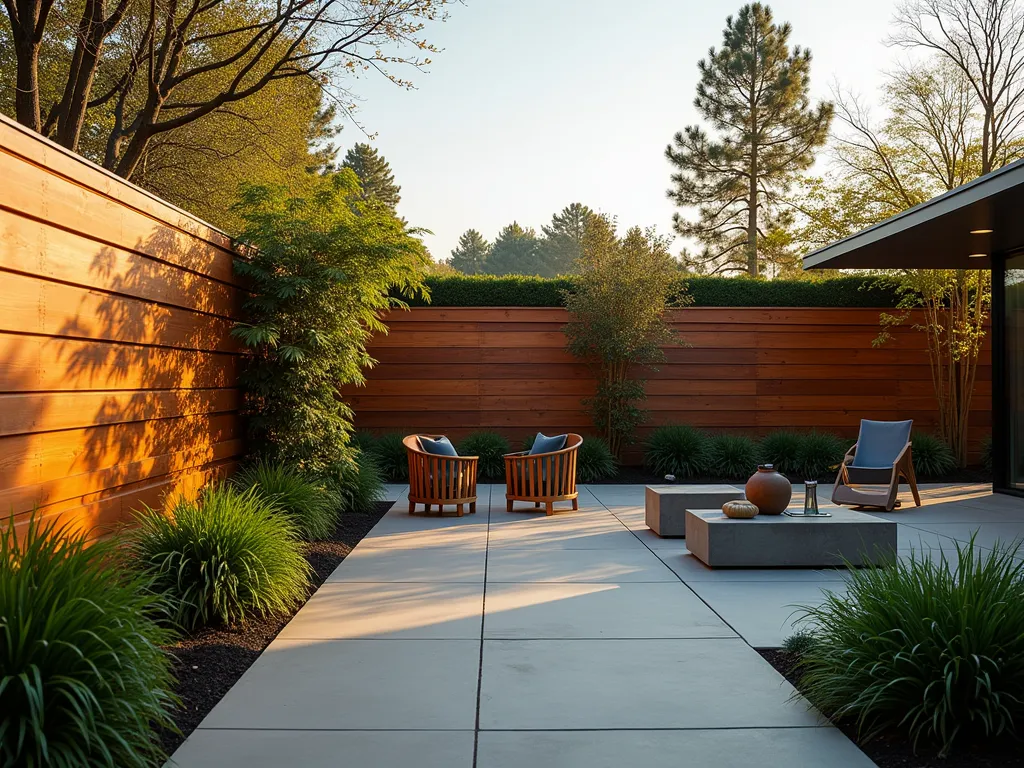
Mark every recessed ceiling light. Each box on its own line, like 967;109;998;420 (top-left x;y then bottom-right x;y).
969;253;987;258
970;229;994;234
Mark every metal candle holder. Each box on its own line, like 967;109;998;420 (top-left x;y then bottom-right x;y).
783;480;831;517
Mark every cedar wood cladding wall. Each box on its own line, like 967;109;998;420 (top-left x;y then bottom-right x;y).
0;113;245;538
343;307;992;464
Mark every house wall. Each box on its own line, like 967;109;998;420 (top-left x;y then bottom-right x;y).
0;113;245;538
343;307;992;465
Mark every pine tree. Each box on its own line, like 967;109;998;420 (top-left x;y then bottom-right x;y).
484;222;544;276
665;3;832;276
540;203;597;275
449;229;491;274
342;143;402;210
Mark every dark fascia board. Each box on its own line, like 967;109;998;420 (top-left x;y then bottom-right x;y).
803;157;1024;270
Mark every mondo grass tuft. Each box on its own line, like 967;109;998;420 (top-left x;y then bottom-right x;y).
457;431;512;481
910;432;957;478
576;437;618;482
703;433;758;480
370;432;409;482
126;484;311;630
794;538;1024;756
758;431;803;476
643;425;708;479
1;514;178;768
233;461;339;539
796;431;846;480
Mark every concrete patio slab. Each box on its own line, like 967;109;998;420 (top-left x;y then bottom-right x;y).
326;545;486;583
902;521;1024;551
170;729;475;768
277;582;483;639
479;638;823;730
476;728;876;768
200;638;480;730
686;580;850;648
655;549;850;582
486;547;677;582
483;582;736;639
487;512;643;549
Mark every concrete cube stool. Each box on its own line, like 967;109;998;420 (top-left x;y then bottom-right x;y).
684;508;897;568
645;485;745;537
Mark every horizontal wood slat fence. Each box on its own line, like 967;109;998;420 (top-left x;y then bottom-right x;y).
343;307;992;465
0;112;244;538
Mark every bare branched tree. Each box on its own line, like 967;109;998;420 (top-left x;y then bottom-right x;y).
2;0;451;179
890;0;1024;174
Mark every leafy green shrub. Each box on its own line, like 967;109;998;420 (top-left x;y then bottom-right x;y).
758;431;803;476
1;515;178;767
126;485;311;630
911;432;957;479
331;454;386;513
704;434;758;480
576;437;618;482
231;172;428;472
410;274;900;308
795;539;1024;756
370;432;409;482
233;462;338;539
644;425;708;478
796;432;846;479
458;431;512;480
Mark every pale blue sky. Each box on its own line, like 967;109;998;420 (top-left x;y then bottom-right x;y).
345;0;901;260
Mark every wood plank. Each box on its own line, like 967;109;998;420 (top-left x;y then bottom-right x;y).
0;388;240;437
0;270;241;352
0;412;240;493
0;113;232;252
0;333;241;391
3;438;242;519
0;207;240;316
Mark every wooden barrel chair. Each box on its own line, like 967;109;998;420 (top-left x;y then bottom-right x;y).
504;434;583;515
403;435;478;516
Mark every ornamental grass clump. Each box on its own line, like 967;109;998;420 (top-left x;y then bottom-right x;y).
758;431;803;476
233;461;338;539
458;431;512;480
794;538;1024;756
1;515;178;767
704;434;758;480
910;432;957;479
331;453;386;513
126;484;310;630
644;425;708;478
576;437;618;482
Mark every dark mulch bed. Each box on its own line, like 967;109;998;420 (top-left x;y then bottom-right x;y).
759;649;1024;768
588;466;991;486
158;500;392;756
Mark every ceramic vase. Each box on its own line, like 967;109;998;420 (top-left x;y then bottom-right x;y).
744;464;792;515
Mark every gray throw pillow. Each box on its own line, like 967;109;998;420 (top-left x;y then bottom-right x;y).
418;435;459;456
530;432;567;455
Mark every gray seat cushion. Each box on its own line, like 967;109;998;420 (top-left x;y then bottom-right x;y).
530;433;567;455
418;435;459;456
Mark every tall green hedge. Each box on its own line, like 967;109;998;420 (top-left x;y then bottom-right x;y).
404;274;899;308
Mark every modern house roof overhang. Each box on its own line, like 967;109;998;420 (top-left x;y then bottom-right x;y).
803;158;1024;271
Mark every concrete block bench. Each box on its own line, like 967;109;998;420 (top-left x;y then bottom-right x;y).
684;508;897;568
644;485;745;537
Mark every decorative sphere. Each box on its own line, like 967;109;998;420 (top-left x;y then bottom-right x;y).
744;464;792;515
723;500;759;519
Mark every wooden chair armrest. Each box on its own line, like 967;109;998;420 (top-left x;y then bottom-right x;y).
504;451;530;458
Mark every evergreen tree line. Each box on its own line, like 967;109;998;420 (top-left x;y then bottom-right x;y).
446;203;640;277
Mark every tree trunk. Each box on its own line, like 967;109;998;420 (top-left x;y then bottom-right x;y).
13;38;41;131
747;158;758;277
56;39;104;151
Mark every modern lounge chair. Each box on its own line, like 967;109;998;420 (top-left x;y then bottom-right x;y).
504;433;582;515
404;435;478;516
831;419;922;512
